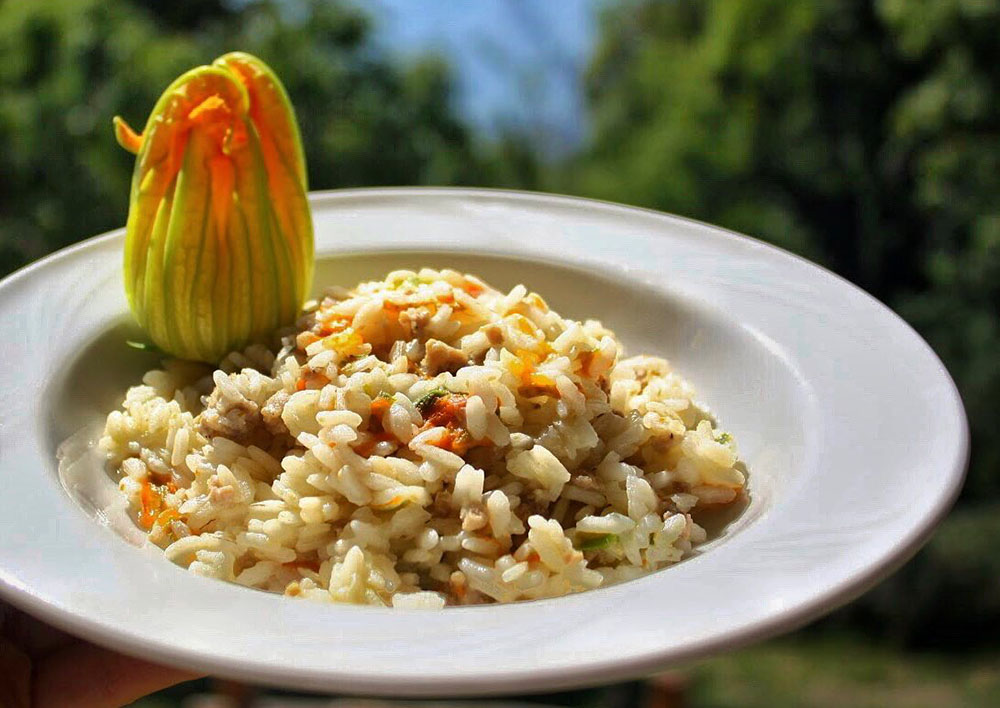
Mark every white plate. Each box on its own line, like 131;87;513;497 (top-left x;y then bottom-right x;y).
0;188;967;696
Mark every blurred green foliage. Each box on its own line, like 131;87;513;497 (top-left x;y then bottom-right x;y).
0;0;996;653
0;0;515;276
685;633;1000;706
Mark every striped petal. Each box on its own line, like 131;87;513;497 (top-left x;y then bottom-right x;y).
113;54;313;362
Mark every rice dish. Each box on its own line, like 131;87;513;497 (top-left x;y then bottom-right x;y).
100;269;746;608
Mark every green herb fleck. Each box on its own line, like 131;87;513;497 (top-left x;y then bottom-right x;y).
391;275;426;289
414;387;450;414
575;533;617;551
715;432;732;445
376;391;394;401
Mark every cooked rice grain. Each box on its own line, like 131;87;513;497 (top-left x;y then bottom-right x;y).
100;269;746;607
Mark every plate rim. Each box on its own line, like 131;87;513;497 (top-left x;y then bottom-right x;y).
0;186;969;695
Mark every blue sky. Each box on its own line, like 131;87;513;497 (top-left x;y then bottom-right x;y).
367;0;598;156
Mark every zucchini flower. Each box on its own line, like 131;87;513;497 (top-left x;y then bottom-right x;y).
113;52;313;362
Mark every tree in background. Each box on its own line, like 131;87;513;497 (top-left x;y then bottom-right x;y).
573;0;999;513
0;0;507;277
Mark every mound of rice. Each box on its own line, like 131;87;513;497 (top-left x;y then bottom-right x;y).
101;269;746;608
